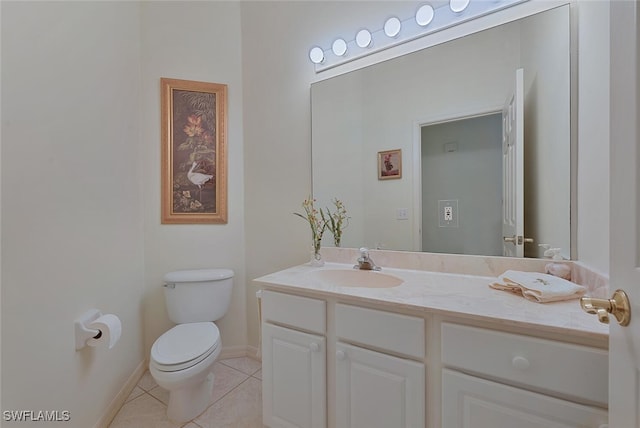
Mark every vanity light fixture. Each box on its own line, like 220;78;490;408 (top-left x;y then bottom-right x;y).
450;0;471;13
332;38;348;57
309;0;528;72
383;17;402;38
355;29;373;48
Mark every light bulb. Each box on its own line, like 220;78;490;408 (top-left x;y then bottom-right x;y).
384;17;402;38
332;38;347;56
450;0;470;13
416;4;435;27
356;29;372;48
309;46;324;64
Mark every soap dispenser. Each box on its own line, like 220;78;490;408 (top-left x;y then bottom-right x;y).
539;244;571;280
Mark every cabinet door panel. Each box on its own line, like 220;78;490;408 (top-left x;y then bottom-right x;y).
263;323;326;428
442;369;607;428
336;342;424;428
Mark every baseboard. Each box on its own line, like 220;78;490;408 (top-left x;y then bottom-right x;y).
246;345;261;361
94;359;147;428
220;344;262;362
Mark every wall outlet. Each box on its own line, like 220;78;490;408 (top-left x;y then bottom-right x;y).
396;208;409;220
438;199;459;228
444;206;453;221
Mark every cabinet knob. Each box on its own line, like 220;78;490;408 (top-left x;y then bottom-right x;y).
309;342;320;352
336;350;347;360
511;355;530;370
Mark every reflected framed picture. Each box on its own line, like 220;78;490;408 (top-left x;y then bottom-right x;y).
377;149;402;180
161;78;228;224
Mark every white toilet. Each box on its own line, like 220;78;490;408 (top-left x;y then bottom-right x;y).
149;268;234;423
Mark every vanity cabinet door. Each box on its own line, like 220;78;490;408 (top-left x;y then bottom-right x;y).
442;369;608;428
335;342;424;428
262;323;326;428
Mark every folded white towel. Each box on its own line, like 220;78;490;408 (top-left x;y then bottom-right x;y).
490;270;586;303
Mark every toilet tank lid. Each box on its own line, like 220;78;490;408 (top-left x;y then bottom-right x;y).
164;268;234;283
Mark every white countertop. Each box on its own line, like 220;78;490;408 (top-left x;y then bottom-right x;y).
254;262;609;342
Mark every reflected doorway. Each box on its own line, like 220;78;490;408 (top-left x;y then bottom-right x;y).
420;113;503;255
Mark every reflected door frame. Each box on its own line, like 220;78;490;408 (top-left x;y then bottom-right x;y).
412;105;503;252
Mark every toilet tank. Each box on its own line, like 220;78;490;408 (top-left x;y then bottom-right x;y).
163;268;234;324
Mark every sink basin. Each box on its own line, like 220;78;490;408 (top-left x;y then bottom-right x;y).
311;269;403;288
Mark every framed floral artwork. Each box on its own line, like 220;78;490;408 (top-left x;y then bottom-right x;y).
161;78;228;224
378;149;402;180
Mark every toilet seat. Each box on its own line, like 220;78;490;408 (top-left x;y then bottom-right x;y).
151;322;220;372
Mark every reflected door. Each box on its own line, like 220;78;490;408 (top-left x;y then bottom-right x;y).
502;68;525;257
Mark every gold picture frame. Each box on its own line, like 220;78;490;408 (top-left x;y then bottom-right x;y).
161;78;228;224
378;149;402;180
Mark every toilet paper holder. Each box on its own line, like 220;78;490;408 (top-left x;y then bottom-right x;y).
74;308;103;350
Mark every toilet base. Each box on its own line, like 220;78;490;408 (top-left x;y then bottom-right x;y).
166;371;215;423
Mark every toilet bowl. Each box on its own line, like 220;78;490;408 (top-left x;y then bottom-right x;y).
149;269;233;423
150;322;221;422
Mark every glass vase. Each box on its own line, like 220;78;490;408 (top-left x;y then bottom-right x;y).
310;242;324;267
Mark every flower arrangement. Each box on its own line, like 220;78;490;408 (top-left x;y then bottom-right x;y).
295;197;349;265
321;198;349;247
294;197;327;263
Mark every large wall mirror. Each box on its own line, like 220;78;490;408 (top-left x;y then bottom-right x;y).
312;5;571;259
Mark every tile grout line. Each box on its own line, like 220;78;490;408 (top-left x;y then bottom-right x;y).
193;373;260;422
197;373;251;414
190;363;260;425
145;388;169;407
184;418;205;428
218;360;262;377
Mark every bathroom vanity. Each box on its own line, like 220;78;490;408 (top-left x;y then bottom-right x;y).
255;251;609;428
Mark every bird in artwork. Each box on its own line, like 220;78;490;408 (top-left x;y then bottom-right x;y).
187;161;213;200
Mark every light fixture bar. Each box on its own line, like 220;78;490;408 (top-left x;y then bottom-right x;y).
310;0;528;72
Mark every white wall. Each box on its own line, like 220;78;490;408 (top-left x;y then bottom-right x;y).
576;0;610;274
139;1;247;356
242;0;325;352
1;2;247;426
1;2;144;426
520;5;571;258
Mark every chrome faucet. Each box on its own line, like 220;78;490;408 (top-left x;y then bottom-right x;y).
354;247;381;271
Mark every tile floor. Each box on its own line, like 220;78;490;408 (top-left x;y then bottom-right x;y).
109;357;263;428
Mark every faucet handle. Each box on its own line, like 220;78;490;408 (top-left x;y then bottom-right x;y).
359;247;369;257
